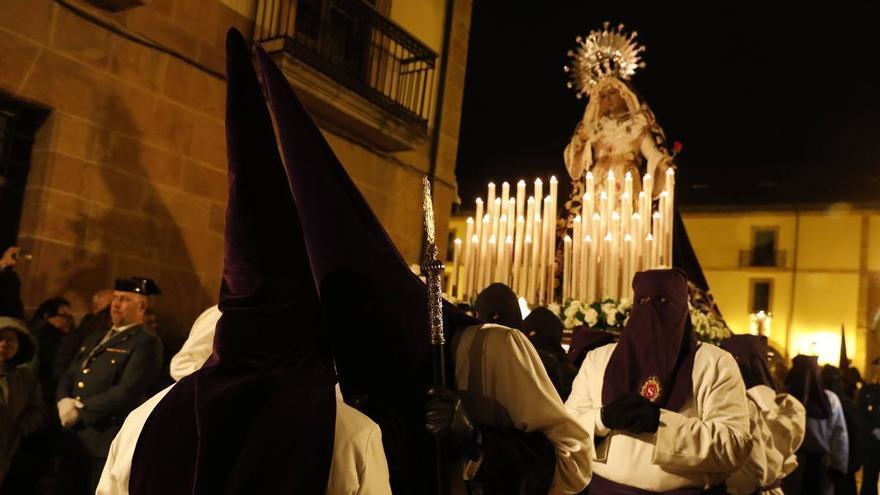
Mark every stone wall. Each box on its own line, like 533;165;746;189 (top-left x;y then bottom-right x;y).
1;0;248;341
0;0;473;343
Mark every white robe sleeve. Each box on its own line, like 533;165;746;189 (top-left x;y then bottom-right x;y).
565;348;611;445
652;351;752;474
826;391;849;473
169;306;220;381
356;421;390;495
475;326;592;494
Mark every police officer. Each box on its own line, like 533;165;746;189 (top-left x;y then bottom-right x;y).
55;277;163;493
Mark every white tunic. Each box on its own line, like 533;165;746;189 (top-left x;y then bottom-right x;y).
97;386;391;495
726;385;806;495
453;324;592;494
565;342;752;492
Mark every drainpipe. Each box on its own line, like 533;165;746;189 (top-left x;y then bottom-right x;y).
422;0;455;257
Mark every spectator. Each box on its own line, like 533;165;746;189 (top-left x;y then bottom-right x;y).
28;297;74;403
0;317;43;485
0;248;24;319
55;277;163;493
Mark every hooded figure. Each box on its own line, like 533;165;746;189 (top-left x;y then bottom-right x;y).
821;365;867;495
566;269;751;494
722;335;805;495
521;308;578;401
125;30;339;494
782;355;848;495
474;283;523;329
253;42;591;494
565;326;615;369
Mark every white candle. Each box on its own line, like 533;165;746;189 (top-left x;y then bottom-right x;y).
563;235;572;301
523;235;533;298
572;215;582;300
548;177;559;302
513;215;525;292
621;192;632;238
496;215;508;281
646;233;655;270
529;216;542;304
464;234;478;300
600;191;609;237
474;198;484;240
486;182;496;216
478;215;491;292
534;178;543;222
486;235;497;289
516;180;526;220
505;235;514;286
643;173;653;201
501;181;510;212
658;192;667;266
492;198;502;243
637;191;648;243
606;170;616;218
652;211;661;267
507;199;516;240
602;233;613;298
539;196;553;304
622;234;633;302
631;213;642;272
585;235;596;302
624;171;633;200
586;171;595;201
450;238;461;296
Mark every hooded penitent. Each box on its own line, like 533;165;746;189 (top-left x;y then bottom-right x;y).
522;306;566;359
602;269;698;411
565;325;615;368
129;29;336;494
0;317;35;367
721;334;777;390
786;354;831;419
254;45;479;491
475;283;523;330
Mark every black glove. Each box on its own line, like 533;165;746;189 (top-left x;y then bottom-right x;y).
600;391;661;434
425;387;482;461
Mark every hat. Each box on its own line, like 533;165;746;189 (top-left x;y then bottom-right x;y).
115;277;161;296
0;316;36;366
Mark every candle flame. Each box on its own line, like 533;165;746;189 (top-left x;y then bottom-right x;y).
488;182;495;188
574;215;582;222
660;191;668;198
584;235;592;242
600;191;608;200
502;181;509;187
506;235;514;243
625;171;632;179
608;170;615;180
454;238;462;245
564;235;572;242
605;233;613;241
666;168;675;175
612;211;620;220
517;215;524;223
466;217;474;224
527;196;534;203
550;176;557;183
593;212;601;220
471;235;479;243
483;215;490;223
646;233;654;241
653;211;661;219
586;171;593;179
633;212;640;219
535;178;543;185
500;215;507;222
476;198;483;205
525;235;532;243
518;180;526;186
495;198;501;205
489;235;496;243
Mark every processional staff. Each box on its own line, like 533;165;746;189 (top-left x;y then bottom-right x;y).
422;177;449;495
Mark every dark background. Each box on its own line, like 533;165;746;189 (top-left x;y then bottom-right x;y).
455;2;880;209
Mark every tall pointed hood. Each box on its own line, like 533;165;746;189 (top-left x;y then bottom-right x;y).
254;46;478;490
129;29;335;494
602;269;698;412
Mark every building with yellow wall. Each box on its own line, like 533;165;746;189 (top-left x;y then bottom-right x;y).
682;203;880;371
0;0;472;341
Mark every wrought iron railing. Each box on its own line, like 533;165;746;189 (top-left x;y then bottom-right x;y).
255;0;437;130
738;249;787;268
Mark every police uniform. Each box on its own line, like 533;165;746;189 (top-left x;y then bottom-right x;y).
55;277;163;491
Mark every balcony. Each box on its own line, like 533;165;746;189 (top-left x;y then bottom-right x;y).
738;250;787;268
255;0;437;151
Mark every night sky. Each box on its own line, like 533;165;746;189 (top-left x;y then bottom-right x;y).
455;2;880;209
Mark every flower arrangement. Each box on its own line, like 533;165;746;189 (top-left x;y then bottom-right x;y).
551;297;731;345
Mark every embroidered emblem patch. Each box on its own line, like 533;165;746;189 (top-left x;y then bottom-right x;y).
640;376;662;403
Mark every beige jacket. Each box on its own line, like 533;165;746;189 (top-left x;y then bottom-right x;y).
726;385;806;495
565;342;752;491
453;324;592;494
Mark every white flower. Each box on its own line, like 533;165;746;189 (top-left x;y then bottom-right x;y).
618;298;632;312
564;300;582;317
601;302;617;314
548;303;562;317
605;312;617;326
584;308;599;326
564;315;580;329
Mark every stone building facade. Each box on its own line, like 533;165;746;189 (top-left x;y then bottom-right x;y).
0;0;472;344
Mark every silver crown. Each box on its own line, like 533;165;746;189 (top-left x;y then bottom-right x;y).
564;22;646;99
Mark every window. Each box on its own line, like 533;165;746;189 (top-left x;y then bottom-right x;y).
0;94;49;250
751;228;777;267
750;279;773;313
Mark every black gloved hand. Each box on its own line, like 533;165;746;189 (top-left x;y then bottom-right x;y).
600;391;661;434
425;387;482;461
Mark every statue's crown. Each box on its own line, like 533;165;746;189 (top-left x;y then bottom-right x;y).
564;22;646;99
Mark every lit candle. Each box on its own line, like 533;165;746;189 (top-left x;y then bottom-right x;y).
563;235;572;301
513;215;525;292
646;233;655;270
516;180;526;220
533;178;543;222
600;191;609;236
631;212;642;271
501;181;510;212
486;235;497;289
586;171;595;201
591;212;601;299
637;191;648;243
461;218;474;297
622;234;633;302
643;173;653;201
548;177;559;302
658;192;667;266
449;238;462;296
539;196;553;304
505;235;514;286
496;215;508;281
606;170;616;218
624;171;633;200
602;233;613;298
652;211;661;267
475;198;484;240
464;234;478;300
572;215;582;300
529;215;542;304
507;199;516;240
523;235;533;297
478;215;491;292
585;235;596;302
486;182;496;216
621;192;632;238
492;198;502;243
